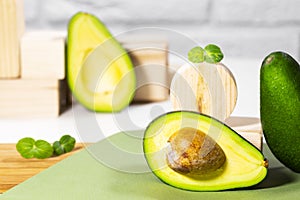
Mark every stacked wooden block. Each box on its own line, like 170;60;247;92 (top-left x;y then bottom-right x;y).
0;0;24;78
0;0;169;117
122;40;169;102
0;0;70;117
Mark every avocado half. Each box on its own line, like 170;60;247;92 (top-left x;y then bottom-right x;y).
143;111;268;191
67;12;136;112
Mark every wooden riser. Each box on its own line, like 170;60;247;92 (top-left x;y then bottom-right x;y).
125;41;169;102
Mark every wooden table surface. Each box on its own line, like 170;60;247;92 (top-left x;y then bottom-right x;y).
0;143;87;193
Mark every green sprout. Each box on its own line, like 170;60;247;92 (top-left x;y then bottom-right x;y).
16;135;76;159
188;44;224;64
16;138;53;159
53;135;76;156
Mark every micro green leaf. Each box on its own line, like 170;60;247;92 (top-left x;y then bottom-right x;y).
16;138;35;159
34;140;54;159
53;135;76;155
53;141;64;155
204;44;224;63
188;46;205;63
16;138;53;159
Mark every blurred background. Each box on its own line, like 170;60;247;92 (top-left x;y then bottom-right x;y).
24;0;300;60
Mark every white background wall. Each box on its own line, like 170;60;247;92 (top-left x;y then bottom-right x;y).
23;0;300;118
24;0;300;60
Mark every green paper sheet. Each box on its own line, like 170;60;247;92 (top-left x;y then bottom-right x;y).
1;130;300;200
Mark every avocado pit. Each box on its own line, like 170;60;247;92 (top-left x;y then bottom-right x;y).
166;127;226;176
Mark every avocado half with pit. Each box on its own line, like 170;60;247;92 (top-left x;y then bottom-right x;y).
143;111;268;191
67;12;136;112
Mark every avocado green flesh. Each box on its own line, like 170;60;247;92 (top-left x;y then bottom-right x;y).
260;51;300;172
144;111;267;191
67;12;136;112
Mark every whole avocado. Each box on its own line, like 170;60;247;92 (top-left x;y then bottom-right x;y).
260;51;300;172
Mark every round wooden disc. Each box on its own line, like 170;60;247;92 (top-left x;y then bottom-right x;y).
170;63;238;121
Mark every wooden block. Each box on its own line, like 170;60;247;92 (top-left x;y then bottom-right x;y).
226;116;263;150
123;42;169;102
170;63;237;121
21;31;66;79
0;143;87;193
0;0;25;78
0;79;70;117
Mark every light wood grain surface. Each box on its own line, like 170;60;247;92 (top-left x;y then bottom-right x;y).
0;143;87;193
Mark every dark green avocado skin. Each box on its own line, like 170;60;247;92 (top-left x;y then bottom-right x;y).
260;51;300;173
